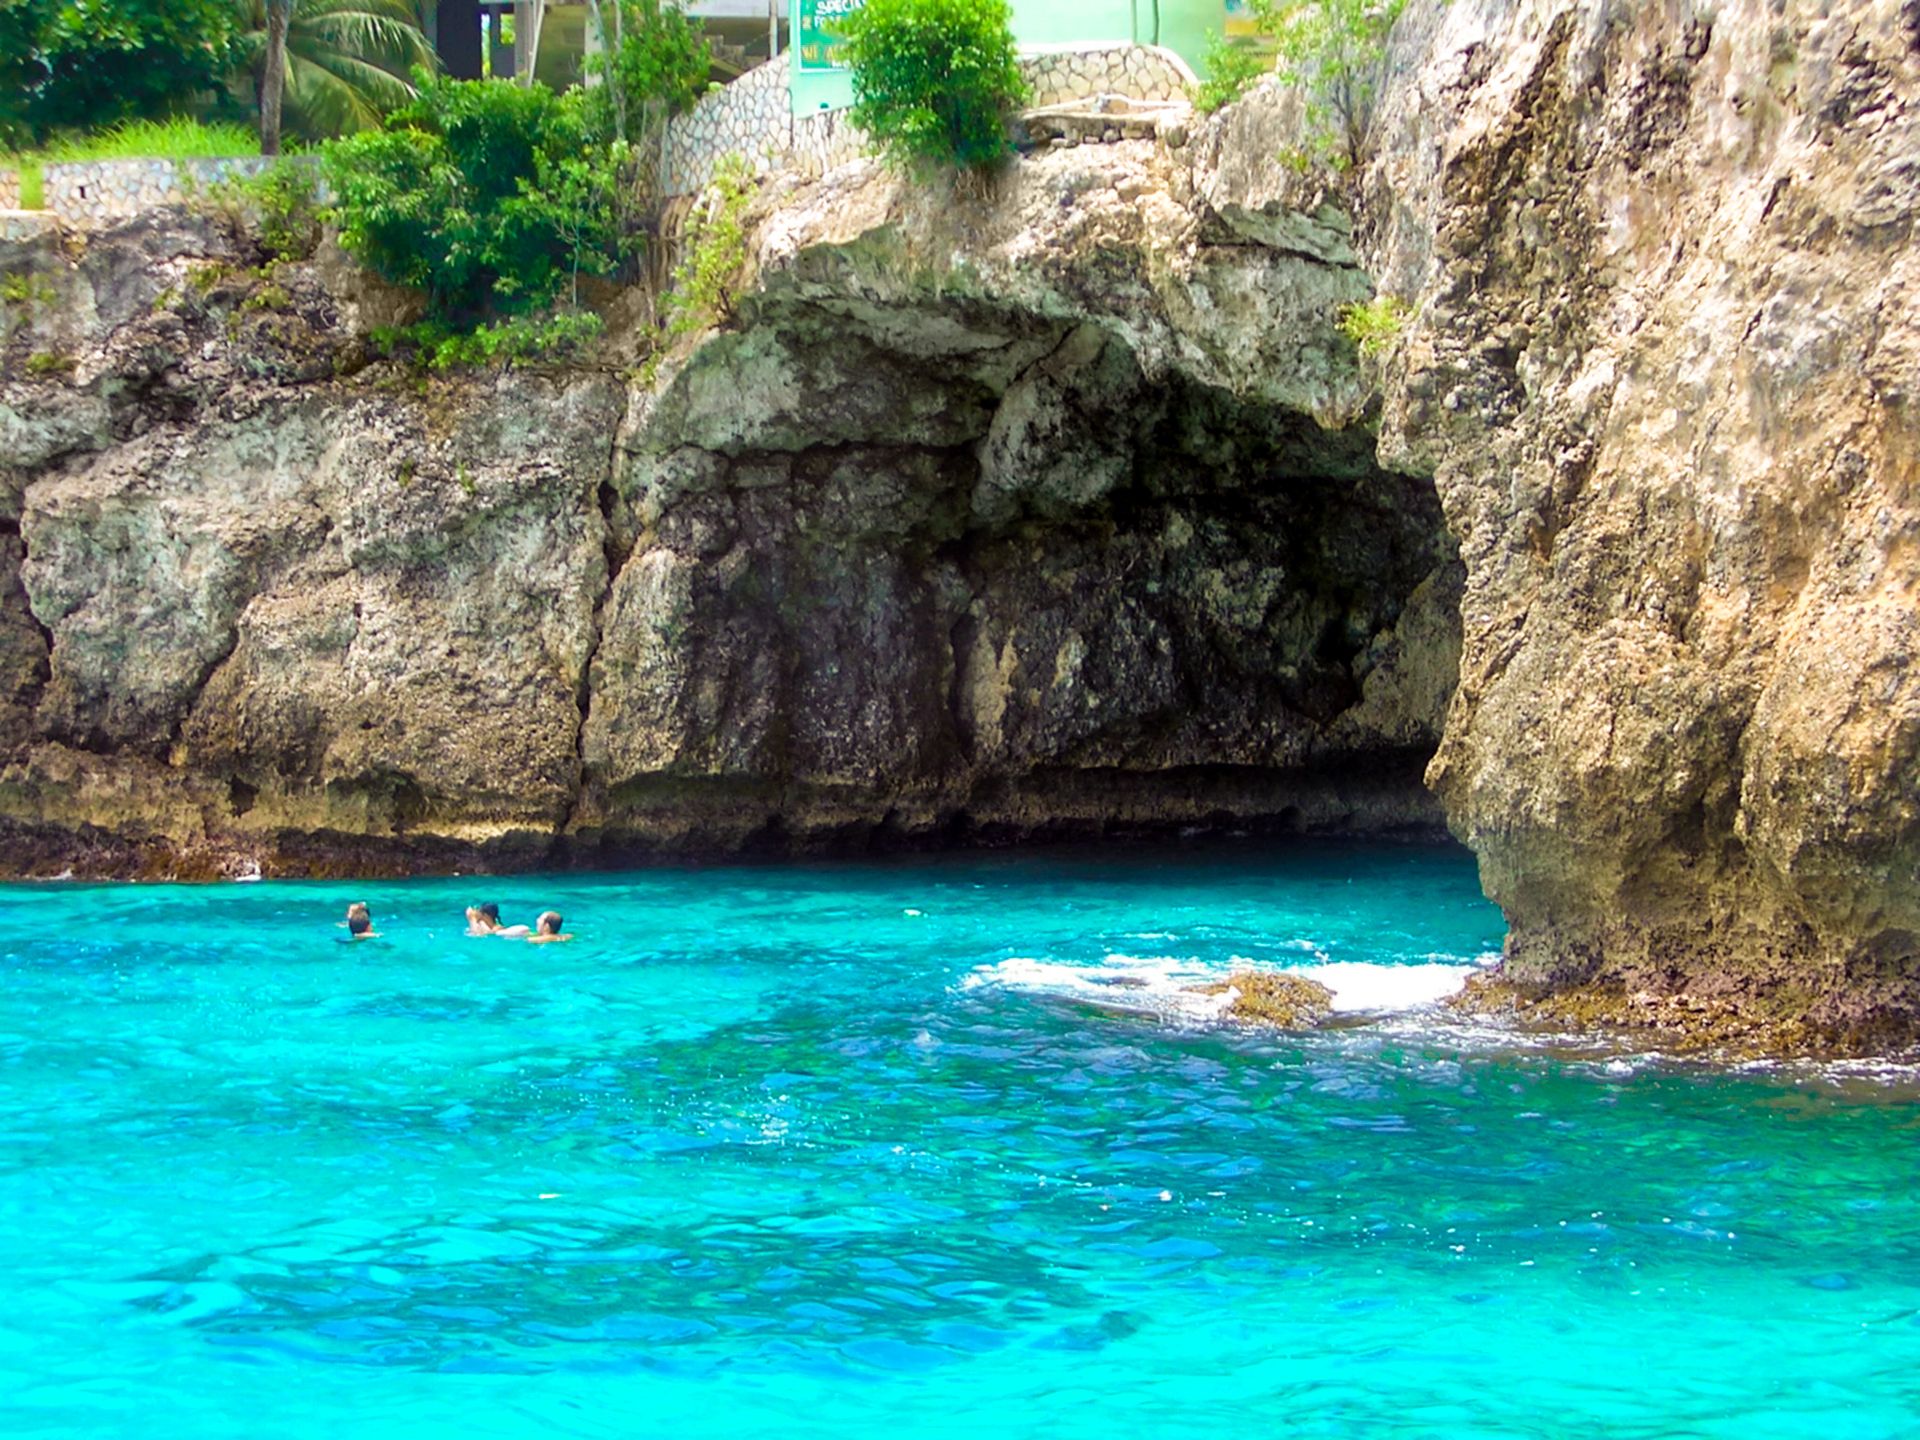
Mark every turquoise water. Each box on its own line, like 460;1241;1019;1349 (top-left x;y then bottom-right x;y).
3;843;1919;1438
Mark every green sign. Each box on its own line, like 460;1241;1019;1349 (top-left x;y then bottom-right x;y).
797;0;863;71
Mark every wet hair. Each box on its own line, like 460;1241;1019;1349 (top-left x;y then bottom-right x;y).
478;903;500;923
537;911;563;935
348;914;371;936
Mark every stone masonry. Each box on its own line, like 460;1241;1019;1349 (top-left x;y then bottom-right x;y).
664;44;1197;196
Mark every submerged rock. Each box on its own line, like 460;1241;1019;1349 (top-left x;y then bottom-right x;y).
1197;970;1336;1029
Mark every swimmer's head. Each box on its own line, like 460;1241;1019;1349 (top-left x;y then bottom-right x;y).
348;913;372;936
479;903;500;924
537;911;563;936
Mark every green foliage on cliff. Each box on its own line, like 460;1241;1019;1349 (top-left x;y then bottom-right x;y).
322;73;630;327
837;0;1027;173
373;310;607;371
1193;35;1272;116
1338;294;1410;358
1268;0;1408;165
197;158;324;261
664;154;756;337
582;0;713;147
1191;0;1409;164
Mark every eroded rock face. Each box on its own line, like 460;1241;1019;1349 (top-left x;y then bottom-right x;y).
0;146;1458;873
1367;0;1920;1045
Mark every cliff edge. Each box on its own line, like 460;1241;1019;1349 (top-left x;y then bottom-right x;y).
1368;0;1920;1048
0;136;1457;875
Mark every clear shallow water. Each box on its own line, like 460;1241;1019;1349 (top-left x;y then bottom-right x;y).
2;843;1919;1439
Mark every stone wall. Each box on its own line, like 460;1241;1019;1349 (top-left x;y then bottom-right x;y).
662;60;796;195
39;156;310;230
664;44;1196;195
0;212;58;244
1023;43;1194;108
0;171;18;211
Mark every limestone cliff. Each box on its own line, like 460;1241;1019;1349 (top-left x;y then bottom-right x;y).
0;139;1457;875
8;0;1912;1053
1364;0;1920;1047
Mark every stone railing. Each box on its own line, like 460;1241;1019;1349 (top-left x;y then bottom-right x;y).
663;43;1197;196
0;171;18;211
21;155;315;230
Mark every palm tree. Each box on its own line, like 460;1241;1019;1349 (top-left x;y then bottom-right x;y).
261;0;291;154
234;0;435;143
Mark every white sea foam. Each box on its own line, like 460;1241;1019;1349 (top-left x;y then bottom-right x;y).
963;952;1487;1021
1310;960;1480;1013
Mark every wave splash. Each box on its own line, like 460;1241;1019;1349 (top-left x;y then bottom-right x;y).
963;952;1489;1022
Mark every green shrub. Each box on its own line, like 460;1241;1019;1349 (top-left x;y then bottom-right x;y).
1193;33;1273;115
200;160;323;260
2;0;242;144
837;0;1026;174
1260;0;1410;166
583;0;712;146
1337;294;1410;358
663;154;755;337
373;310;607;371
322;73;627;325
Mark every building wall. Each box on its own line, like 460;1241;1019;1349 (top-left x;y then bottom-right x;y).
791;0;1225;117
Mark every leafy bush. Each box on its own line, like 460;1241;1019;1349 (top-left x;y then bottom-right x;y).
1261;0;1409;166
663;154;755;337
837;0;1026;173
1193;34;1272;116
583;0;712;147
372;310;607;371
1337;294;1410;359
322;73;628;325
1;0;243;145
199;159;324;260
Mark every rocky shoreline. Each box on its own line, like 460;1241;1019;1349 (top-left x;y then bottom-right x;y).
1;0;1915;1054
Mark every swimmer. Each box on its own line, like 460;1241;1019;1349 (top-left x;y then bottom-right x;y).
345;901;379;939
465;903;529;938
526;911;573;944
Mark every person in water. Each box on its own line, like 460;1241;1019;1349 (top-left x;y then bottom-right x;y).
345;901;378;938
527;911;573;944
465;903;529;938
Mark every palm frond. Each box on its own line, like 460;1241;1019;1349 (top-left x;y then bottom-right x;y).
235;0;434;135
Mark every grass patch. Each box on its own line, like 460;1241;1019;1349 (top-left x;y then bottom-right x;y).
35;119;262;164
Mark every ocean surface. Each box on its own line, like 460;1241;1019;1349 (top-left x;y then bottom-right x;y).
3;842;1918;1438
